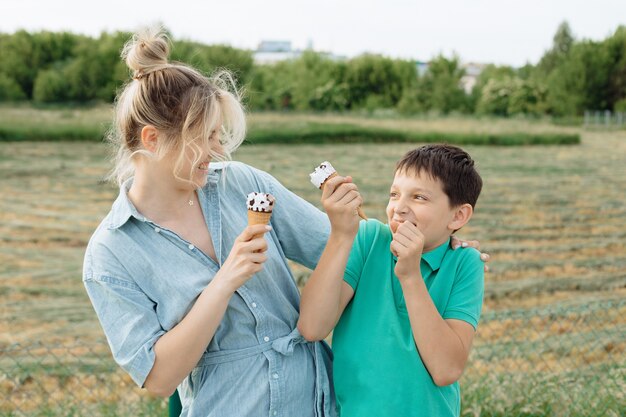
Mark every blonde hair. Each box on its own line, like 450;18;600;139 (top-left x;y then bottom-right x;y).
107;25;246;186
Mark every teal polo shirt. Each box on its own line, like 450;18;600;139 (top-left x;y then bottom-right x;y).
332;219;484;417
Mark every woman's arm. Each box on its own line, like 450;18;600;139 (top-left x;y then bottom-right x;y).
143;224;270;397
144;276;235;397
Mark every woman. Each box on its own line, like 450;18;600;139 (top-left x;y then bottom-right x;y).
84;26;487;417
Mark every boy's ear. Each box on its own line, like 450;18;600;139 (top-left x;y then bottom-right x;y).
140;125;159;153
448;203;473;231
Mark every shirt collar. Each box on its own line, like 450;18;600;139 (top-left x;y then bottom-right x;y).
106;178;142;230
421;237;451;271
105;164;226;230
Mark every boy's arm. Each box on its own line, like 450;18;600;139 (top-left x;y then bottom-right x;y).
400;281;476;387
298;237;356;341
297;175;361;342
391;221;479;387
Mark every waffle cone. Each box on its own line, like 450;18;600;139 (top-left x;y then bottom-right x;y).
247;210;272;226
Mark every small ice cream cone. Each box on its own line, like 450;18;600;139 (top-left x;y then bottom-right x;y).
310;161;367;220
246;192;275;238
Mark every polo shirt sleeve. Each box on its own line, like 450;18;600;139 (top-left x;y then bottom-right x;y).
344;219;377;291
442;248;485;330
250;165;331;270
83;240;165;388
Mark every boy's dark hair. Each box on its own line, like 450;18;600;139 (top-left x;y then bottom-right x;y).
395;144;482;208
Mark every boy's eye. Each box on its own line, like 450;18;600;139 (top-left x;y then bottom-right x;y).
414;194;427;201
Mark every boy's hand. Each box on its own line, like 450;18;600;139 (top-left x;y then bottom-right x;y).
321;175;362;238
390;221;424;281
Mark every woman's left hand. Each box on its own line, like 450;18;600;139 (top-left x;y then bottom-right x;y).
450;237;491;272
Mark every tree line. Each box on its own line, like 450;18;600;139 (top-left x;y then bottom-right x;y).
1;22;625;116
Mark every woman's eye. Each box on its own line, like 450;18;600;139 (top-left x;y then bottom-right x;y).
389;192;398;198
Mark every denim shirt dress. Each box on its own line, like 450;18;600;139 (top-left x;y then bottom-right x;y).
83;162;335;417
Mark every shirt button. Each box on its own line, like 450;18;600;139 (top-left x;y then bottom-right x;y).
263;336;270;342
251;302;257;308
154;227;161;233
273;411;277;416
272;373;279;379
188;244;195;250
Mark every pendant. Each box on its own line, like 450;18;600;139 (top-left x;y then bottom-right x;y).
189;200;194;206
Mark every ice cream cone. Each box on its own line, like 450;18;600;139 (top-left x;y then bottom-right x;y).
246;192;275;239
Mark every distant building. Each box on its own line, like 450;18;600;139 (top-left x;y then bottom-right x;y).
253;40;346;65
257;41;292;53
415;60;486;94
416;61;429;77
460;62;487;94
253;41;301;64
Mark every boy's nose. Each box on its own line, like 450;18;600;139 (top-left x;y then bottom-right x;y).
394;202;409;214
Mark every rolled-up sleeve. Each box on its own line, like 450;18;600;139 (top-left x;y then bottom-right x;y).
83;244;165;387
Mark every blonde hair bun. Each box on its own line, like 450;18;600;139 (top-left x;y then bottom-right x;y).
122;26;170;77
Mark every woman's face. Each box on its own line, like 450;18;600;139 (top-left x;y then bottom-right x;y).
162;128;224;190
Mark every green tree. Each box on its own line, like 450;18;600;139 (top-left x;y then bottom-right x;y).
537;21;575;75
0;73;26;100
32;67;69;102
605;26;626;110
172;41;254;85
546;40;612;115
419;54;467;113
247;61;296;110
476;77;514;116
0;30;79;99
344;54;412;109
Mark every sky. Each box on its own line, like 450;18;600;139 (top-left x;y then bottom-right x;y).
1;0;625;67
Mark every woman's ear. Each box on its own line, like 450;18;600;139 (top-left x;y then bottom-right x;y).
448;203;473;231
140;125;159;153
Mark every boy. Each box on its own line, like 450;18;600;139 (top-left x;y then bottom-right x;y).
298;144;484;417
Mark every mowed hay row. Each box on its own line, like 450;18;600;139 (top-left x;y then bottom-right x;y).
467;296;625;376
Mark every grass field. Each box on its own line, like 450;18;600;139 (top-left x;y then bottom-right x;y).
0;108;624;416
0;104;579;145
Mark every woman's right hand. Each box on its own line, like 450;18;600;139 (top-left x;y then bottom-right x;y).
214;224;271;293
321;175;362;238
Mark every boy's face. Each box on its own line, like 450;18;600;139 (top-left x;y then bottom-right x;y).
386;169;460;252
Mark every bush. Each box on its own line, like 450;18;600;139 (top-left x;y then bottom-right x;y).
32;68;70;103
614;98;626;112
0;73;26;100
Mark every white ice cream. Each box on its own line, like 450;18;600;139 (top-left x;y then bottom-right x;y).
309;161;337;189
246;192;275;212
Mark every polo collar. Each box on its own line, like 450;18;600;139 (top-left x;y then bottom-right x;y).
421;238;451;271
